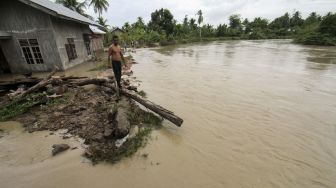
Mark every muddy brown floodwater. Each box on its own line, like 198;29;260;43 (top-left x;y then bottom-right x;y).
1;39;336;188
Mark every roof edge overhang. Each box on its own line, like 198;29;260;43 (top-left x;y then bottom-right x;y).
18;0;101;27
0;31;12;39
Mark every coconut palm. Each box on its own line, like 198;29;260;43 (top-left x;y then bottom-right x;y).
55;0;87;15
96;16;109;45
196;10;203;39
96;16;109;31
89;0;109;17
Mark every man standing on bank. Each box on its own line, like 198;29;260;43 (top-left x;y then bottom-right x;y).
108;35;125;89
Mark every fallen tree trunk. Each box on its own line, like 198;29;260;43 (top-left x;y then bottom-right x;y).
13;69;58;100
0;76;88;88
103;83;183;127
0;78;41;88
67;78;111;86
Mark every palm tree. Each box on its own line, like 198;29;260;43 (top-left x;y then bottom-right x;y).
89;0;109;17
96;16;109;45
56;0;89;18
196;10;203;39
96;16;109;31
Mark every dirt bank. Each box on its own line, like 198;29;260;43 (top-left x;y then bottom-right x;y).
0;56;162;164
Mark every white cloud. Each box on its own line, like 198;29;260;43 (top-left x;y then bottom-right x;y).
82;0;336;27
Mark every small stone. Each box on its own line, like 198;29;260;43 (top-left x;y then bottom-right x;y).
52;144;70;156
129;125;139;138
104;126;113;138
62;135;71;139
92;133;104;142
53;112;62;117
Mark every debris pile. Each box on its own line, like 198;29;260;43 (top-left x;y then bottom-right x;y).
0;59;182;163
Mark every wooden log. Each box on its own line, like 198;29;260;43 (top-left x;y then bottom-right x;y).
67;78;183;127
0;78;41;87
0;76;88;88
13;69;58;100
67;78;110;86
103;83;183;127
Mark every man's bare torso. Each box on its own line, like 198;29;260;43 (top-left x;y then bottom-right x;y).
108;44;122;61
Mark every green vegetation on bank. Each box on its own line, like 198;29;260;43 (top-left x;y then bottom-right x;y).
55;0;335;46
114;10;336;46
0;93;70;122
294;13;336;46
89;105;163;164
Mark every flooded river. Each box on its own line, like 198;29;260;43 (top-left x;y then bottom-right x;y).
1;40;336;188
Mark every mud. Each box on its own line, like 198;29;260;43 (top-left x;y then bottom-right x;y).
1;55;161;164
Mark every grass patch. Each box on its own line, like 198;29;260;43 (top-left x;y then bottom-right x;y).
89;60;109;71
0;92;71;122
127;107;162;127
138;90;146;97
0;93;45;122
45;93;71;106
89;127;152;164
88;105;162;164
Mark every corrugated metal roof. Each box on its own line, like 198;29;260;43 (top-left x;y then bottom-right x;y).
18;0;100;27
0;31;12;39
89;25;106;35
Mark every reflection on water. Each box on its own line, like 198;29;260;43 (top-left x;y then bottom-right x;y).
1;40;336;188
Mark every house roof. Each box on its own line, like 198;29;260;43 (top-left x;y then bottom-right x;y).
0;31;12;39
89;25;106;35
18;0;101;27
111;28;125;33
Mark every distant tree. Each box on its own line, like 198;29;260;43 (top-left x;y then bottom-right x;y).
319;13;336;36
122;22;131;32
201;24;215;37
304;12;320;26
269;12;291;36
290;11;304;33
197;10;204;39
89;0;109;17
148;8;175;36
216;24;228;37
290;11;304;27
133;17;146;29
183;15;189;27
242;18;251;34
189;18;197;30
229;14;243;36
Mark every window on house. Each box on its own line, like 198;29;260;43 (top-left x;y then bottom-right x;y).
19;39;44;64
65;38;77;61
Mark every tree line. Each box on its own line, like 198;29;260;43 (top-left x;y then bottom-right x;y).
54;1;336;46
118;9;336;46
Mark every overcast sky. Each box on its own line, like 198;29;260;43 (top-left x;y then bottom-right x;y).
81;0;336;27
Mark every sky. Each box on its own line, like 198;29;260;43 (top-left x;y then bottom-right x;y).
81;0;336;27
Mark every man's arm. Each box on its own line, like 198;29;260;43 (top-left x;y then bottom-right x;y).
107;47;111;63
120;51;126;64
107;46;113;68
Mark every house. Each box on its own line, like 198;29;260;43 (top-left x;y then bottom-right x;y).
111;27;125;37
0;0;103;74
89;25;106;53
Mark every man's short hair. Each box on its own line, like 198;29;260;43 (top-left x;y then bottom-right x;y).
113;35;119;40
